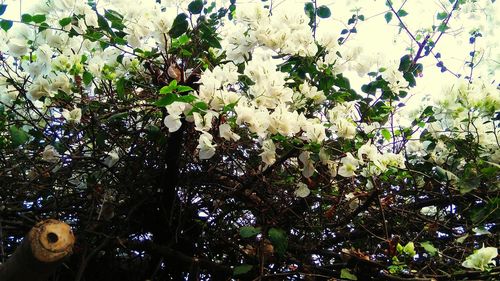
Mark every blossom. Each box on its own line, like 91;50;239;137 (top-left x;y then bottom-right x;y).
259;139;276;166
164;114;182;132
197;132;216;160
28;78;51;100
41;145;61;163
338;153;359;177
334;118;357;139
462;246;498;271
298;151;315;178
294;182;311;198
219;123;240;141
62;107;82;123
103;148;120;168
381;65;409;93
7;38;29;57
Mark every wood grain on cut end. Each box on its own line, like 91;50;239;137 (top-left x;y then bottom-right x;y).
29;219;75;263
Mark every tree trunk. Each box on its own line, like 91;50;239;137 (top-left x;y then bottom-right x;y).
0;219;75;281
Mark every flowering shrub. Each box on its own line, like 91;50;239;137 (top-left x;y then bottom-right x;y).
0;0;498;280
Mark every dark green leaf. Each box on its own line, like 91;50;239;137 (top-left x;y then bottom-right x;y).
59;17;72;27
239;226;261;238
304;2;315;18
397;9;408;17
32;14;46;23
0;20;13;31
116;78;126;99
154;93;177;107
398;54;411;71
233;264;252;276
9;126;29;146
21;14;32;23
169;13;188;38
38;22;49;32
177;94;197;103
83;71;93;85
268;228;287;257
188;0;203;14
384;12;392;23
317;5;331;18
97;14;114;35
104;9;123;22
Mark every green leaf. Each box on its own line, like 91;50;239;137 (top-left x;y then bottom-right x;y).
169;13;188;38
268;228;287;257
154;93;178;107
233;264;252;276
9;126;29;146
0;20;13;31
381;128;391;141
82;71;93;85
304;2;315;19
403;242;416;256
420;241;438;256
177;94;197;103
239;226;261;238
160;80;178;94
340;268;358;280
59;17;72;27
21;14;32;23
0;4;7;16
437;12;448;20
104;9;123;22
316;5;331;18
38;22;49;32
176;85;193;93
188;0;203;14
438;23;449;32
116;77;126;99
397;9;408;17
32;14;46;23
384;12;393;23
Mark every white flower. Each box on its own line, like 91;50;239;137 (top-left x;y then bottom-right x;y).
103;148;120;168
298;151;315;178
197;132;216;160
41;145;61;163
335;118;357;139
462;246;498;271
338;153;359;177
62;107;82;123
294;182;310;198
381;65;409;93
164;114;182;132
219;123;240;141
28;78;51;100
7;38;28;57
304;122;326;143
357;140;379;164
420;206;437;216
259;139;276;166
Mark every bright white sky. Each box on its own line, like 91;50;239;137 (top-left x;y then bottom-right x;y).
1;0;499;118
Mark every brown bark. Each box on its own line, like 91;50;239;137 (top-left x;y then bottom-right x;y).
0;219;75;281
